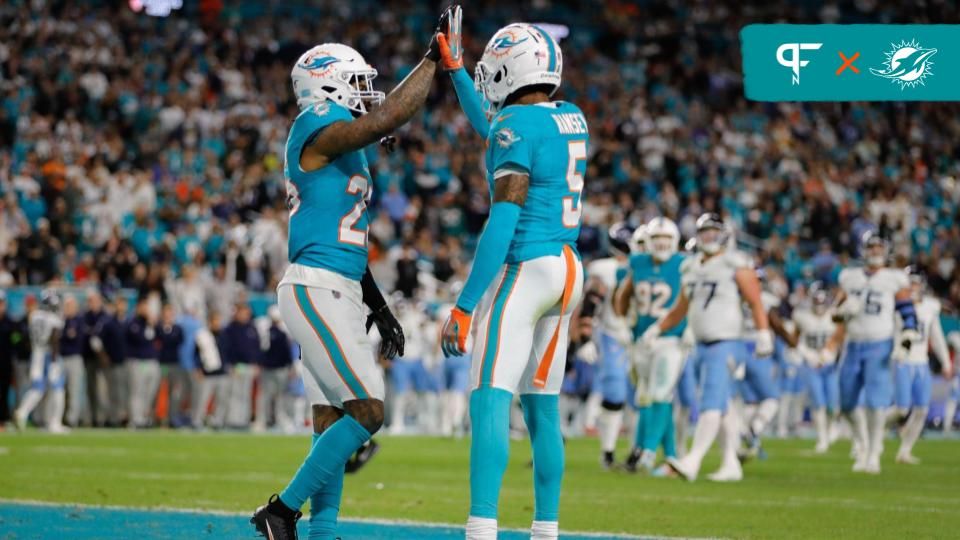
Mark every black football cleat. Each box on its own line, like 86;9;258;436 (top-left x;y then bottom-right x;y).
345;439;380;474
251;494;301;540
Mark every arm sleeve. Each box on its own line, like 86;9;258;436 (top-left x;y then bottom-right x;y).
455;201;522;313
895;299;918;330
360;265;388;312
449;67;490;136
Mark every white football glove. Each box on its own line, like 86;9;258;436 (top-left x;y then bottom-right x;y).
820;347;838;366
797;343;821;368
575;340;599;364
893;329;922;363
834;296;861;322
640;324;661;348
755;329;774;358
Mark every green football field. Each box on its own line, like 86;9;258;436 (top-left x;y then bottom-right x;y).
1;430;958;539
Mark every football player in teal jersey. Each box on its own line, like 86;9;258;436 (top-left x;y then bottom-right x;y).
614;217;686;473
251;8;459;540
438;16;587;540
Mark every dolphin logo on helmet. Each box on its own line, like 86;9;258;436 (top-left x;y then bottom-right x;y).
475;23;563;114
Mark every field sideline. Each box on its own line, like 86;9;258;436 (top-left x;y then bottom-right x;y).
1;430;958;539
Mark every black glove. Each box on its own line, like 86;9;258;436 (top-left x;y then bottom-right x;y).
425;5;455;61
366;305;405;360
379;135;397;154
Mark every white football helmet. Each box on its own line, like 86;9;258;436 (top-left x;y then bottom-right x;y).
475;23;562;114
645;217;680;262
695;213;728;255
291;43;385;115
629;224;647;254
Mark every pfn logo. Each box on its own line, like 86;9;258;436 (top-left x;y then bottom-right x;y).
776;43;823;85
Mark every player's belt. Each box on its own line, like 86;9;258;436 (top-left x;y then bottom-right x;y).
533;245;577;388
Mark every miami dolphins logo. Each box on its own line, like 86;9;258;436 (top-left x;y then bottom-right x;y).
495;127;520;149
488;29;528;58
300;52;339;78
870;39;937;90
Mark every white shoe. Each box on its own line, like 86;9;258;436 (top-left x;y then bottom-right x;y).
12;410;27;432
865;455;881;475
666;457;697;482
707;466;743;482
814;440;829;454
852;453;868;472
849;440;861;459
47;424;71;435
895;453;921;465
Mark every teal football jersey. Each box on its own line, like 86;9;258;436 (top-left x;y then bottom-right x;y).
629;252;686;339
284;102;371;281
485;101;589;264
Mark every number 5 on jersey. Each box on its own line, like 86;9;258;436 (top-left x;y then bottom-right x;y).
563;140;587;228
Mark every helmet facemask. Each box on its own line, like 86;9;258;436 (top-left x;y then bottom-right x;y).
865;244;886;268
345;70;385;114
650;234;676;262
474;61;504;115
697;227;725;255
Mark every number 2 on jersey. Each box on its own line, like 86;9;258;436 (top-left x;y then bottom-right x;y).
562;140;587;228
339;175;369;246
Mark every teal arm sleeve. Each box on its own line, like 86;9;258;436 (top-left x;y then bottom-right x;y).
450;67;490;136
455;201;521;313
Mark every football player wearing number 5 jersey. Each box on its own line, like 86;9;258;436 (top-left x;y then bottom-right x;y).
832;231;918;475
641;213;772;483
438;18;586;540
251;9;458;540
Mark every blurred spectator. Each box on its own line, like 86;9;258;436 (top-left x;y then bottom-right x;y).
253;306;294;432
157;304;186;427
82;290;110;427
193;312;229;430
224;303;260;428
101;296;129;427
59;294;87;427
127;298;160;428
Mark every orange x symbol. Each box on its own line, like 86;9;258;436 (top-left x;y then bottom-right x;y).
836;51;860;75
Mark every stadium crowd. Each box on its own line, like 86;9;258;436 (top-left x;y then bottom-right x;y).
1;0;960;430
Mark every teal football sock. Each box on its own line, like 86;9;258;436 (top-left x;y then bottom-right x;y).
469;387;514;519
521;393;563;522
280;415;370;511
643;402;671;453
633;405;650;450
661;402;677;458
307;433;344;540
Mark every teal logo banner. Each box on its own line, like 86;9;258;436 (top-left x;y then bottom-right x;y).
741;25;960;101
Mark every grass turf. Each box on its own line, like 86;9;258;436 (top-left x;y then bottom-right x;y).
1;430;958;539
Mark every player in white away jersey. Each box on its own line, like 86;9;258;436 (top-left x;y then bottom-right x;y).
833;231;918;474
788;284;839;453
13;290;68;433
644;214;772;482
738;269;787;460
892;268;952;464
585;222;637;469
